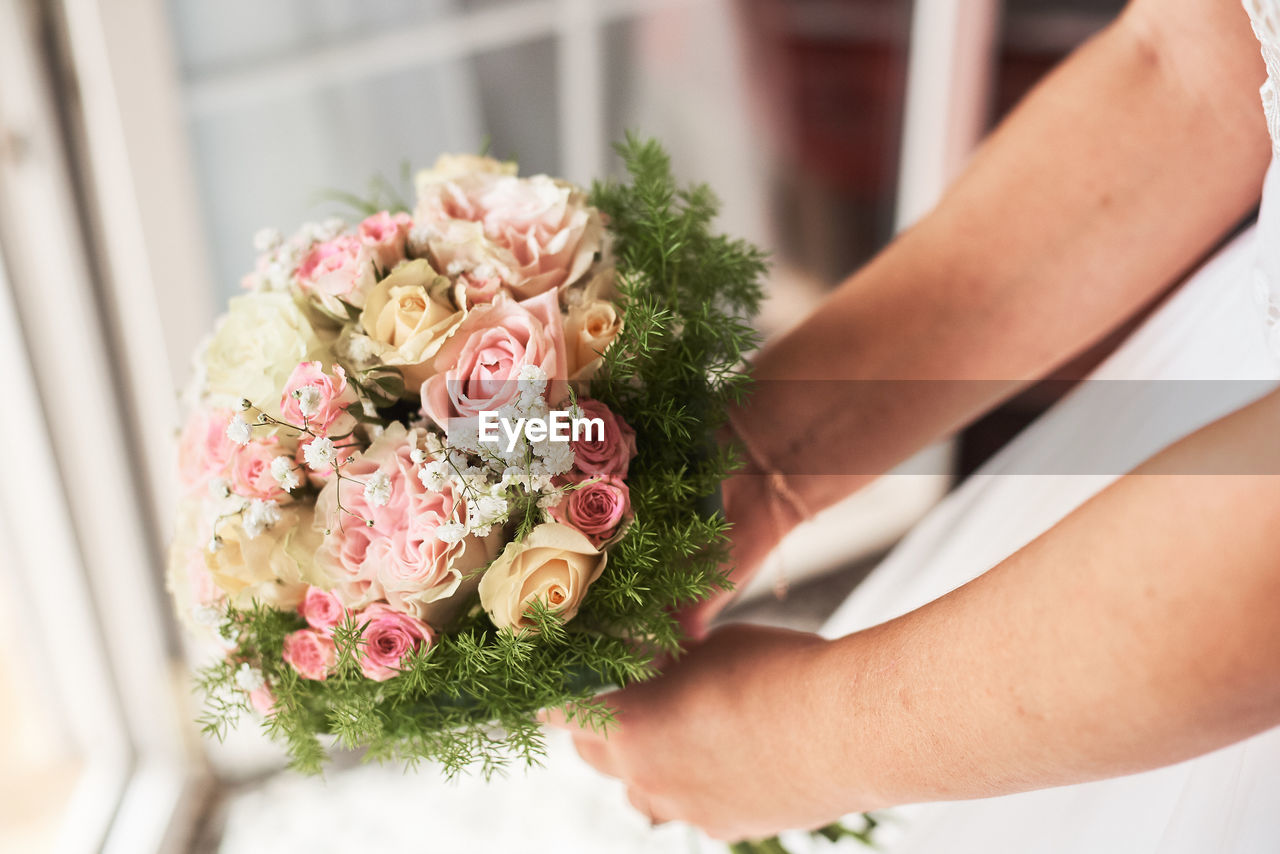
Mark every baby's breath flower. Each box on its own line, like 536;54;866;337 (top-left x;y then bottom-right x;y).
303;437;337;470
418;460;449;492
242;499;281;538
410;448;428;466
270;456;300;492
252;227;282;252
208;477;232;500
437;522;467;544
235;662;266;693
226;414;252;446
364;470;392;507
294;386;322;419
192;605;222;627
207;535;223;554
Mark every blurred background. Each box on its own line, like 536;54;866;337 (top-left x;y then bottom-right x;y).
0;0;1124;851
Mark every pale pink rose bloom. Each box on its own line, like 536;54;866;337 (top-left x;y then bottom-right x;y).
300;586;346;633
551;474;632;548
455;268;506;307
177;407;237;490
356;603;432;681
247;685;276;715
279;361;358;436
296;234;376;311
358;211;412;273
314;424;468;613
415;164;602;299
570;399;637;478
228;436;288;501
282;629;337;681
420;290;568;427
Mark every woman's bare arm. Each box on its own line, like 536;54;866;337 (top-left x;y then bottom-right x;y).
560;387;1280;840
715;0;1271;612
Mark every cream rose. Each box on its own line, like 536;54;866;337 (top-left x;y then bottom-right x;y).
356;259;465;388
415;153;516;185
477;522;606;631
203;293;328;417
205;503;325;611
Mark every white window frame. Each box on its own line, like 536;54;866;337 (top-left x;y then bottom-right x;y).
0;1;205;852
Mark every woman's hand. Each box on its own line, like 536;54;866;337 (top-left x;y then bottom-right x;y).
545;624;869;841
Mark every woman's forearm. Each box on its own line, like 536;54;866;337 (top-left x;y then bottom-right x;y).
728;2;1269;545
813;389;1280;809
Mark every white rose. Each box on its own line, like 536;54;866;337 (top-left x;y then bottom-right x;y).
203;293;328;417
478;522;607;631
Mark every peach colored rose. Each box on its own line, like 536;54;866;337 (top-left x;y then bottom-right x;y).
178;407;237;491
477;522;606;632
280;361;358;436
570;399;637;478
420;290;567;427
550;475;631;548
247;685;276;715
356;260;465;389
356;603;432;681
357;211;412;273
414;158;603;300
282;629;337;680
564;297;622;379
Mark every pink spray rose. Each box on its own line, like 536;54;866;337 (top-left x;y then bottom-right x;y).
227;436;289;501
420;289;567;427
247;685;277;715
177;407;237;490
356;603;433;681
570;399;637;478
282;629;337;681
300;586;346;633
551;475;632;548
414;156;603;300
296;233;376;312
357;211;412;273
280;361;358;436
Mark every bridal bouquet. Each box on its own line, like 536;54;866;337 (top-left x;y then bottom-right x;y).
169;138;767;775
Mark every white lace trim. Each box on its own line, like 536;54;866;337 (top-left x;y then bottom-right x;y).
1247;1;1280;156
1243;1;1280;358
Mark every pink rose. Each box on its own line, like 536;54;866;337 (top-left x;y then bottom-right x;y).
358;211;412;273
570;399;637;478
551;475;632;547
280;361;358;436
314;424;472;615
300;586;346;633
228;436;289;501
282;629;337;681
414;159;603;299
420;290;567;427
178;407;237;490
247;685;276;715
356;603;432;681
296;234;376;311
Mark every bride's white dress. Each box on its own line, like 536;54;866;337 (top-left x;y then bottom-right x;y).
816;4;1280;851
